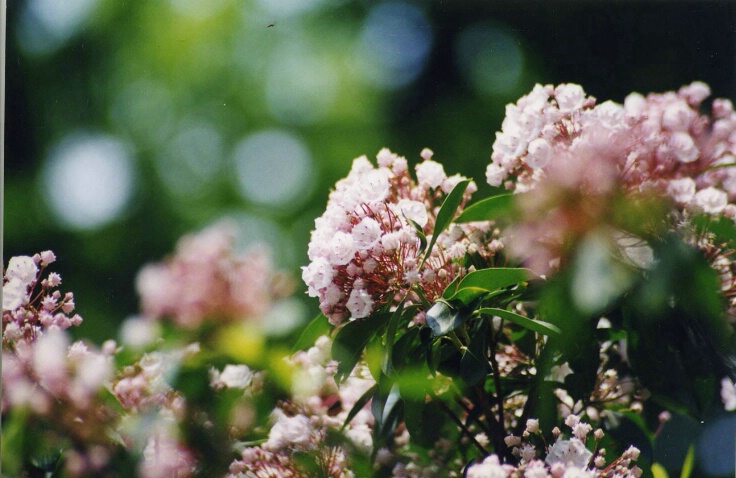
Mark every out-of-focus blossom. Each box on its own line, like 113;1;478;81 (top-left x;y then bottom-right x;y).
721;376;736;411
228;335;375;476
487;82;736;273
2;329;117;476
136;222;291;329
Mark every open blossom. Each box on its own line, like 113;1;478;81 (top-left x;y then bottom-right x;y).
487;81;736;209
136;222;290;329
304;148;504;325
3;251;81;347
488;82;736;273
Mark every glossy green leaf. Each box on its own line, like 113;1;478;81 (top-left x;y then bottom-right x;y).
454;193;515;223
421;180;470;267
382;302;406;376
406;217;428;257
477;308;561;337
447;287;490;306
453;268;532;296
426;300;471;336
292;313;332;352
391;326;421;372
460;325;492;386
372;379;403;451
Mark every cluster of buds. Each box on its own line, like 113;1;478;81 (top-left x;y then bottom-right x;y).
468;416;642;478
3;251;82;347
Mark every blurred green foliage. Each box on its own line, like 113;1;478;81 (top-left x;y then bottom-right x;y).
6;0;736;349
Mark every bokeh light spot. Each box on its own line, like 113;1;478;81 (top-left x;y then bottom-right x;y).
266;51;338;125
157;120;224;199
41;133;136;230
17;0;99;56
109;80;176;146
232;130;313;208
355;2;433;89
455;23;525;97
255;0;327;19
169;0;230;19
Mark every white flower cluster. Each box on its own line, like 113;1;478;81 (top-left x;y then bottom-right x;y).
469;415;642;478
487;82;736;219
303;148;495;325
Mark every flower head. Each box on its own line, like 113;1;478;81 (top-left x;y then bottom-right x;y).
304;149;501;325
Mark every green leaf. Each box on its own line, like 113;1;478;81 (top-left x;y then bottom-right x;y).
372;379;403;451
454;193;515;223
406;218;428;257
477;308;561;337
341;383;378;432
450;268;532;298
421;180;470;268
652;463;669;478
460;323;492;386
391;326;421;372
292;314;332;352
680;444;695;478
332;314;390;382
382;302;406;376
404;399;447;447
426;300;472;336
447;287;490;306
1;409;28;475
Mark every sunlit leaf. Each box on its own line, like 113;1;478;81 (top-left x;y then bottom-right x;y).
680;444;695;478
651;463;669;478
454;193;515;223
477;307;561;337
451;268;532;297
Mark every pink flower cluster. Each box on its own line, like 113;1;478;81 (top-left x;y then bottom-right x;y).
486;82;736;217
136;222;289;329
2;329;117;476
485;82;736;273
228;336;376;477
303;148;503;325
2;251;82;347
